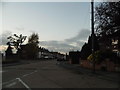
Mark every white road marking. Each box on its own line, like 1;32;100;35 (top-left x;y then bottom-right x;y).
1;70;37;88
16;78;31;90
22;70;37;77
5;82;17;88
2;79;16;85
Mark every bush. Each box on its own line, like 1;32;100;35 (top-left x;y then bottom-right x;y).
87;50;103;64
87;50;119;64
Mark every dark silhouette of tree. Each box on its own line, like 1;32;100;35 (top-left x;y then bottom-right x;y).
80;34;99;60
5;42;13;59
88;34;99;51
95;2;120;38
26;33;39;59
7;34;27;51
7;34;27;58
80;43;90;60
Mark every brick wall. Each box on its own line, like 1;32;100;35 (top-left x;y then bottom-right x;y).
80;60;115;72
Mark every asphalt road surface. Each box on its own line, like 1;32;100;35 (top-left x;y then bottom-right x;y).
2;60;119;89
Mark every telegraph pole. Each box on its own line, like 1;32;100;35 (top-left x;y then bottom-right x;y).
91;0;95;73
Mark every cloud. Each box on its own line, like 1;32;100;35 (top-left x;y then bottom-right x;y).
0;29;90;53
40;29;90;53
65;29;90;43
0;31;12;45
64;29;90;49
40;40;80;54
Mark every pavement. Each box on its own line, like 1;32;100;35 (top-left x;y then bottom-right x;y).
2;59;120;89
58;61;120;83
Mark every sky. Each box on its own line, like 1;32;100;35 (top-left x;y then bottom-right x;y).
0;2;100;54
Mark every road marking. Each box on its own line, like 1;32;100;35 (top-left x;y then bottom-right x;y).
22;70;37;77
2;79;17;85
4;78;31;89
1;70;37;88
16;78;31;90
5;82;17;87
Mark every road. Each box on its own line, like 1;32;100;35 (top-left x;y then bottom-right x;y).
2;60;120;89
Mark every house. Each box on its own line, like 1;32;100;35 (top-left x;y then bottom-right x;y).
38;47;54;59
51;52;66;60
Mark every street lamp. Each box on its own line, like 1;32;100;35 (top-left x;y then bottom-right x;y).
91;0;95;73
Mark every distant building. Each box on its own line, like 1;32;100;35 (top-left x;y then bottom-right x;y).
69;51;80;64
51;52;66;60
38;47;54;59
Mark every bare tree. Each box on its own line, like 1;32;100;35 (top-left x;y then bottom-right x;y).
7;34;27;50
95;2;120;37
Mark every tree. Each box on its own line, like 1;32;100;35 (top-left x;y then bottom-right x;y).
5;43;13;59
7;34;27;51
26;33;39;59
95;2;120;37
88;34;99;51
80;35;99;60
6;34;27;59
80;43;91;60
87;51;103;64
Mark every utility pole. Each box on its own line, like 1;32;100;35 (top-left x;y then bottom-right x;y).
91;0;95;73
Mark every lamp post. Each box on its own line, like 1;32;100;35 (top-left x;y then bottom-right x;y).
91;0;95;73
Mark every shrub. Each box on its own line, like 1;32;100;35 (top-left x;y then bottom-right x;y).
87;50;119;64
87;50;103;64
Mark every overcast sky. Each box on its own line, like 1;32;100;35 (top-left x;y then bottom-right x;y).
0;2;99;53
